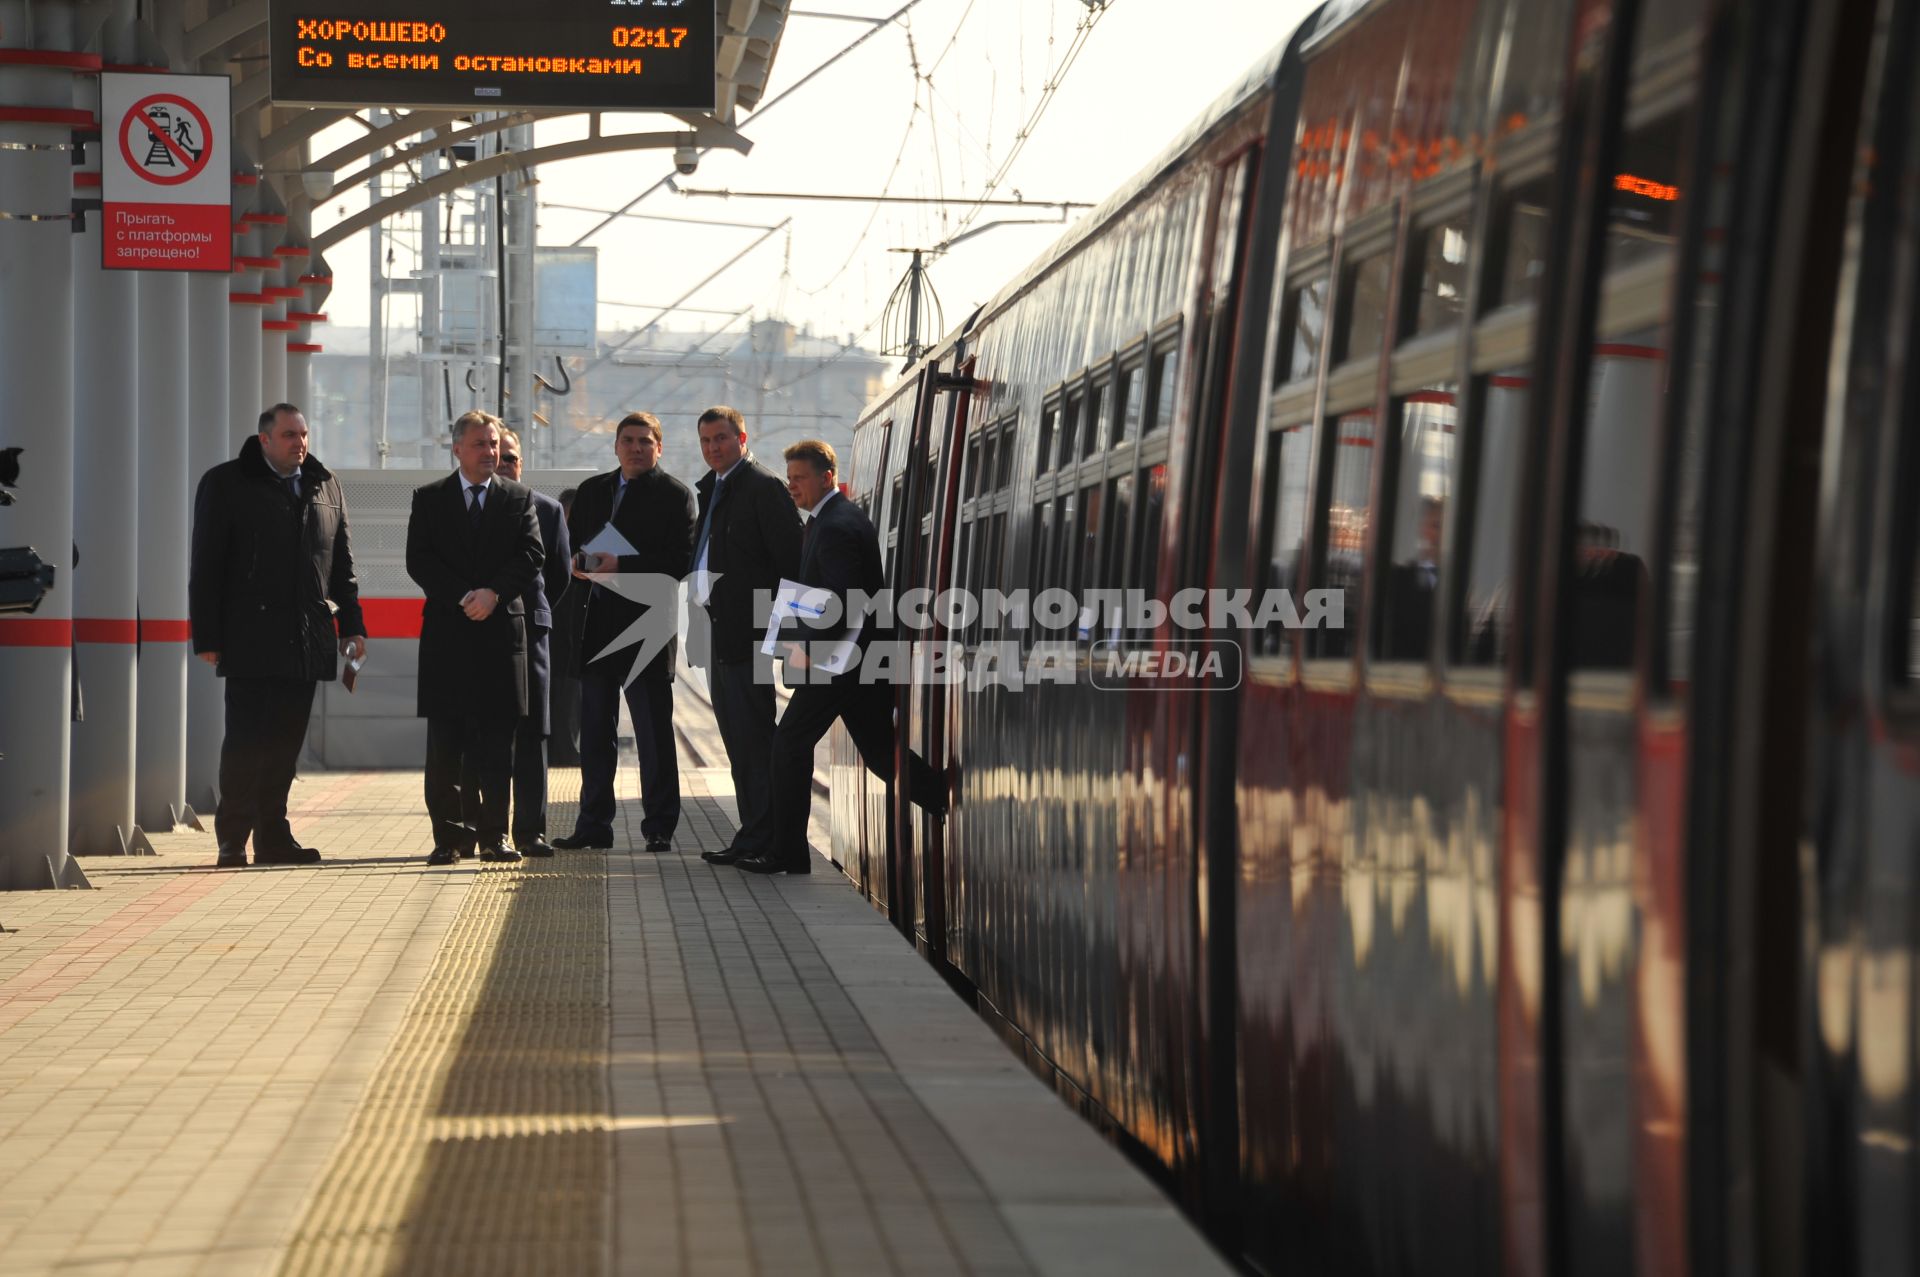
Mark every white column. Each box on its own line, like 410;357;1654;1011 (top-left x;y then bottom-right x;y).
68;81;139;855
184;263;229;814
135;267;189;833
0;6;94;889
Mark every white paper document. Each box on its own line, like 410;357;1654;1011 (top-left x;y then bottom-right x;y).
581;523;638;560
761;578;863;675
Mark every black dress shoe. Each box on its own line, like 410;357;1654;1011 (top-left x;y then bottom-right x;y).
427;847;458;866
478;842;523;863
553;830;613;850
646;835;673;854
254;844;322;866
215;848;248;869
700;846;748;865
735;852;810;875
517;839;556;858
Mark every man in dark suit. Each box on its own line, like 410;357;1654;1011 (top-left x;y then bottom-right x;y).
548;486;585;766
406;411;545;866
687;408;802;867
190;403;366;868
554;411;698;853
485;425;569;856
732;440;946;876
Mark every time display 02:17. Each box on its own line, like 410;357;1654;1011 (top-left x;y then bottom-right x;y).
611;25;690;48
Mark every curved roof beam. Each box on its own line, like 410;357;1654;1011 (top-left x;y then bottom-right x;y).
325;109;561;199
313;126;753;252
311;110;463;174
259;108;355;163
183;0;266;64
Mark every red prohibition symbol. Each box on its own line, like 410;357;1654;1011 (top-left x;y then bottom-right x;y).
118;93;214;186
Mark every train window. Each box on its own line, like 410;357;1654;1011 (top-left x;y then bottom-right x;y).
1498;2;1573;122
1375;389;1458;662
1084;379;1107;461
1456;371;1527;666
1076;484;1106;632
1633;0;1704;64
979;432;997;501
1102;473;1135;640
1256;422;1314;658
1053;489;1080;619
1337;253;1392;364
1116;361;1146;445
997;422;1016;489
1278;276;1329;384
1060;392;1083;468
1568;338;1662;670
1407;219;1471;336
965;436;983;501
1493;175;1554;308
1605;115;1688;274
985;511;1008;636
1905;523;1920;684
1148;344;1179;433
1133;463;1169;630
1310;410;1377;659
1029;501;1054;596
889;474;905;535
1038;403;1059;475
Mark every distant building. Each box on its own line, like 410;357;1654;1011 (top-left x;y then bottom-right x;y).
309;319;891;478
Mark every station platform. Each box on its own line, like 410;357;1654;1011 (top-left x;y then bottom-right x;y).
0;705;1229;1275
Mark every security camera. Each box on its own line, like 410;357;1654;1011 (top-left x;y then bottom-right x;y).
674;142;699;176
301;170;334;200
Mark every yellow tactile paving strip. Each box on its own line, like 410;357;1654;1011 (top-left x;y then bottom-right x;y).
275;854;610;1277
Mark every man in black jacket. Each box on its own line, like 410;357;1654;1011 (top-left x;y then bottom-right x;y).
732;440;946;876
554;412;698;852
406;411;545;866
482;424;570;856
190;404;366;868
687;408;802;867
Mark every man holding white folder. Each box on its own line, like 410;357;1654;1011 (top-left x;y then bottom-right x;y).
731;440;947;876
555;412;697;852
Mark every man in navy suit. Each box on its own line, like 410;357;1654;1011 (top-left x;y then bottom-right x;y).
732;440;946;876
489;425;570;855
405;411;544;865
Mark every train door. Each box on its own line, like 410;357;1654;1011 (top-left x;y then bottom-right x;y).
886;355;969;951
1148;139;1262;1220
901;354;975;964
1511;0;1877;1274
1801;1;1920;1273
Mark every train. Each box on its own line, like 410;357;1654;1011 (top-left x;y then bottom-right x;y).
817;0;1920;1273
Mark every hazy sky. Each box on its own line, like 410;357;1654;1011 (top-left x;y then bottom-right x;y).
311;1;1317;352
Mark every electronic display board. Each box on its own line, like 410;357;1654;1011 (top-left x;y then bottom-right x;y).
269;0;717;111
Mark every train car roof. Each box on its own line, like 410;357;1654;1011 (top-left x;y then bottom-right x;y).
867;4;1333;410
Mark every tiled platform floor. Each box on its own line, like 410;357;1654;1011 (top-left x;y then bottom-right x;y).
0;699;1228;1277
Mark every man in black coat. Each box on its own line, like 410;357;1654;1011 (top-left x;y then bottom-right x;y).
406;411;545;866
190;404;366;869
687;408;802;867
554;411;697;852
733;440;946;876
475;425;570;856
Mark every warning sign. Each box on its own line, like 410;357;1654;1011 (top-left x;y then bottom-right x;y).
101;73;231;272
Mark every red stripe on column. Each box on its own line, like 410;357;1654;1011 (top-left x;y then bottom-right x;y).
140;620;192;642
361;597;424;639
73;618;138;643
0;618;72;647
